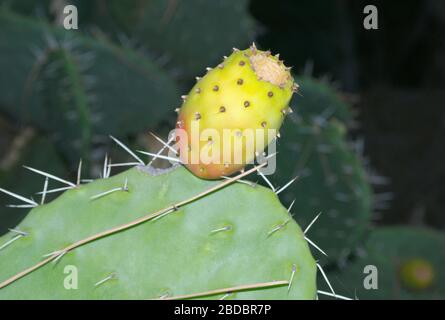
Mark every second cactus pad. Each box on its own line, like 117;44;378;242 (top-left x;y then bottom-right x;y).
0;166;316;299
176;45;296;179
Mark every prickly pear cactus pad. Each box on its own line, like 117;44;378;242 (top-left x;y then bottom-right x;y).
274;115;372;262
292;76;353;124
327;227;445;300
176;45;297;179
0;165;317;299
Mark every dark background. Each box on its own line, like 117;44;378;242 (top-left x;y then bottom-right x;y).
251;0;445;229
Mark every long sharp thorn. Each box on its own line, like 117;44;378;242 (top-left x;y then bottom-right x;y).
265;152;278;160
8;228;28;236
267;220;290;237
77;159;82;185
147;136;175;166
317;263;336;298
147;145;168;166
149;132;177;155
94;273;116;287
42;250;62;258
288;264;297;292
109;135;144;165
0;188;38;206
53;251;67;264
210;226;232;234
40;177;49;205
317;290;353;301
6;204;37;208
276;176;299;195
36;186;74;195
257;169;275;191
151;208;175;222
304;212;322;234
23;166;76;187
103;154;108;179
287;199;296;213
219;292;232;300
305;236;328;257
0;235;23;251
91;179;129;200
90;187;124;201
106;159;112;178
221;176;256;187
107;162;140;168
137;150;182;163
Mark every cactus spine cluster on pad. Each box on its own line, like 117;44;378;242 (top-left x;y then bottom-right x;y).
176;44;297;179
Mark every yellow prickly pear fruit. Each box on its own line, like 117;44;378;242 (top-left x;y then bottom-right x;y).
399;258;435;291
175;44;297;179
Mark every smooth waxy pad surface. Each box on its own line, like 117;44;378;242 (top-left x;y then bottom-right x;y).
0;166;316;299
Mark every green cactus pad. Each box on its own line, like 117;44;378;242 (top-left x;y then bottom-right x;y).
327;227;445;300
133;0;256;78
0;10;179;162
0;165;316;299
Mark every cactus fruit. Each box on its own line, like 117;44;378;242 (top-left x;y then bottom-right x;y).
399;259;435;291
176;45;297;179
327;227;445;299
0;164;317;299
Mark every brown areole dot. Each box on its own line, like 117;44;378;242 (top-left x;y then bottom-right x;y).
237;79;244;85
268;91;274;97
239;60;246;66
219;106;226;113
195;112;201;120
195;88;201;94
261;121;267;128
213;85;219;92
244;101;250;108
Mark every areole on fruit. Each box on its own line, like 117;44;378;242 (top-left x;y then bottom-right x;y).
175;44;297;179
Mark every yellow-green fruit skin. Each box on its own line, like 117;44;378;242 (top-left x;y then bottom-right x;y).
399;259;435;291
176;47;295;179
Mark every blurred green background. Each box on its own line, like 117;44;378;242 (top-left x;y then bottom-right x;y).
0;0;444;299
